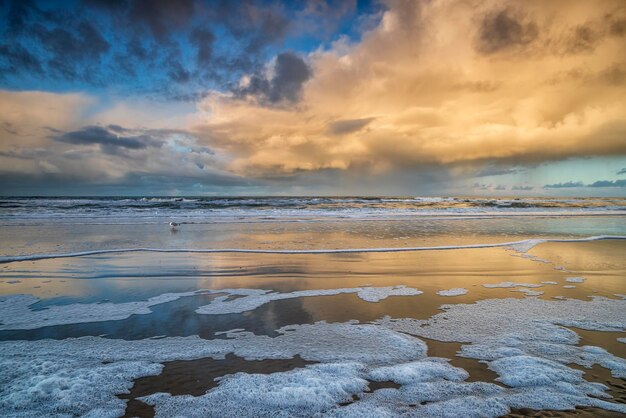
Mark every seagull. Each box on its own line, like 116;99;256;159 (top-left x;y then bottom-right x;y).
169;221;180;229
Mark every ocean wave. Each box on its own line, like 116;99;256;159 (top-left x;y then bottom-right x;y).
1;197;624;218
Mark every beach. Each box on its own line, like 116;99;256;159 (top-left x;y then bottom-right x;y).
0;197;625;417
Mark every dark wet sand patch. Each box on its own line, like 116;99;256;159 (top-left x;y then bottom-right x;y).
120;354;316;418
570;327;626;359
507;407;625;417
420;336;501;383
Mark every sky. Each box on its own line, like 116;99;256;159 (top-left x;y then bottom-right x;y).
0;0;625;197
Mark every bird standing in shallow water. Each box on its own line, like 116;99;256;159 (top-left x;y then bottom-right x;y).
169;222;179;230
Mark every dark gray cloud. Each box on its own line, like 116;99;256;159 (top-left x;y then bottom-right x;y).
588;179;626;188
129;0;196;41
237;51;312;104
512;185;534;191
544;179;626;188
42;22;111;81
0;149;48;160
617;168;626;175
0;44;43;75
0;0;356;100
190;28;215;65
474;165;519;177
53;125;165;155
326;117;375;135
0;170;254;196
476;9;538;54
543;181;584;188
51;125;214;159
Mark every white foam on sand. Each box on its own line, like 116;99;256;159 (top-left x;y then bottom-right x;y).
0;321;426;417
0;291;203;330
141;362;370;417
0;355;162;418
3;295;626;417
141;347;626;418
336;358;509;418
511;289;544;297
375;296;626;414
356;286;422;302
0;286;422;330
514;253;551;263
618;338;626;344
563;285;576;289
541;281;558;285
566;277;585;283
483;282;543;289
436;288;469;297
196;286;422;315
141;359;507;418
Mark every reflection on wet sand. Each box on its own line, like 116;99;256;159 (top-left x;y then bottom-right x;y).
0;244;590;302
4;243;614;341
529;241;626;298
0;235;625;417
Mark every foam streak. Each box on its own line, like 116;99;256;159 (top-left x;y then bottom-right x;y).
1;235;624;264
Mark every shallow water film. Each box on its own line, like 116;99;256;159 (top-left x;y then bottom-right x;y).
0;198;625;417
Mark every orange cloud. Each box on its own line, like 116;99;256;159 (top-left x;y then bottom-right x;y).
192;0;626;177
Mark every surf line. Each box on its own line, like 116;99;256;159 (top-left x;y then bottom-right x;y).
1;235;625;264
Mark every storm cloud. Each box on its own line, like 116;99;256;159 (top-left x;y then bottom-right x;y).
194;0;626;180
0;0;350;99
53;125;163;153
1;0;625;196
236;52;312;104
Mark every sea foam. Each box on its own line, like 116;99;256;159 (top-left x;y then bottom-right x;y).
195;286;422;315
2;296;626;417
0;291;202;330
483;282;543;289
436;288;469;297
0;286;422;330
375;296;626;413
0;321;426;417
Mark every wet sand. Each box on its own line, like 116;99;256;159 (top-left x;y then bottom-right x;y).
0;217;625;417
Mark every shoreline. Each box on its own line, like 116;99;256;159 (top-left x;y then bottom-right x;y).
2;234;625;264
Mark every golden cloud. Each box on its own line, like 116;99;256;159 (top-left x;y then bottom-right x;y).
192;0;626;177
